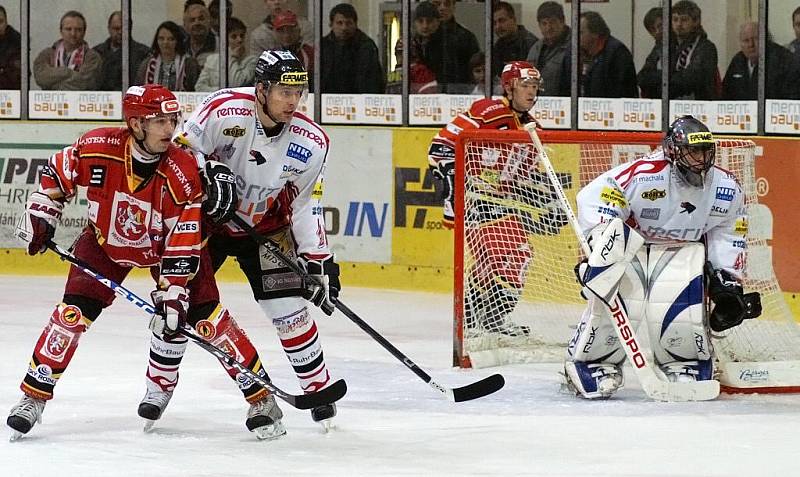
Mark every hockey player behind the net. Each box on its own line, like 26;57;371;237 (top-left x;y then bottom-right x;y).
563;115;761;399
143;49;340;437
6;85;206;440
428;60;567;337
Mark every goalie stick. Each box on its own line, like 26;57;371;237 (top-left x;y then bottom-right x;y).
46;241;347;410
524;124;720;402
230;215;505;402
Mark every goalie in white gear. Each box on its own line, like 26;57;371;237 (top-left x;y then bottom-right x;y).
563;115;761;399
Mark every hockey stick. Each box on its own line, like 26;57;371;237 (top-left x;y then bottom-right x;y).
45;240;347;410
524;124;720;402
230;215;505;402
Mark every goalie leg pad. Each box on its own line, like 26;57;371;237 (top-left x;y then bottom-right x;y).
578;218;645;304
22;298;101;400
261;298;332;394
644;243;713;378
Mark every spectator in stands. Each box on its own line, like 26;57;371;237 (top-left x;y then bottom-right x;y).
183;3;216;69
386;38;438;95
195;17;257;92
208;0;232;37
637;7;663;99
250;0;313;54
723;22;800;100
669;0;719;99
272;10;314;90
468;51;489;96
492;2;538;81
786;7;800;63
526;1;570;97
560;11;636;98
321;3;384;93
136;21;200;91
412;2;445;87
431;0;480;94
0;6;21;90
93;11;150;91
33;10;102;91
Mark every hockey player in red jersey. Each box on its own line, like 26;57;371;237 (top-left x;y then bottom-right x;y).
139;49;340;438
6;84;205;440
428;60;567;336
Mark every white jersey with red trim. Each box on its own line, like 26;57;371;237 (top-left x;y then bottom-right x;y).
175;87;331;257
576;149;748;279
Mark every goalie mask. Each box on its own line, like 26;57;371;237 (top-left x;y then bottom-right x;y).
663;115;716;188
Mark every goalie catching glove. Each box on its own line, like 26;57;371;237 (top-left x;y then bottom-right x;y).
202;160;238;224
575;218;645;305
149;285;189;337
430;159;455;228
15;191;64;255
705;263;762;332
299;255;341;315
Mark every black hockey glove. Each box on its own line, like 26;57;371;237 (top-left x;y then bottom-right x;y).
705;262;762;332
430;159;455;228
202;160;238;224
299;255;341;316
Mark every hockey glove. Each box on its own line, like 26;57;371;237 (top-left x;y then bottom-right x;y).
16;192;63;255
705;263;762;332
149;285;189;337
430;160;455;229
299;255;341;316
202;160;238;224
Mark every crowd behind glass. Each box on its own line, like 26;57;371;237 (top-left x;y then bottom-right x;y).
0;0;798;122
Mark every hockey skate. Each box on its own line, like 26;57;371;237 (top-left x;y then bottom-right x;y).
246;394;286;441
7;394;45;441
562;362;624;399
311;403;336;432
137;388;173;432
662;363;700;383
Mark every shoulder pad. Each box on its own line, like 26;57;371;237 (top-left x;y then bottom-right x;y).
468;98;510;121
163;146;204;202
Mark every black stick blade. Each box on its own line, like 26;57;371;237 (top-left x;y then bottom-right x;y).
451;374;505;402
290;379;348;410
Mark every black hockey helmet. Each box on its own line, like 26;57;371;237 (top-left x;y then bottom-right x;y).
663;115;716;187
254;49;308;88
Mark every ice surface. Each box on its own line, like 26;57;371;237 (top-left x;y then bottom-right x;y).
0;275;798;477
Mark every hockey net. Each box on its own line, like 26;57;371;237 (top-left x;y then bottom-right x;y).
453;130;800;393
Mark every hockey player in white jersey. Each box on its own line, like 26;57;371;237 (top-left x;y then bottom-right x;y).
563;115;761;399
139;50;340;438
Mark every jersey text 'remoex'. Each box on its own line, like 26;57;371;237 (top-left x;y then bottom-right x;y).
39;127;204;287
577;149;747;279
175;87;331;258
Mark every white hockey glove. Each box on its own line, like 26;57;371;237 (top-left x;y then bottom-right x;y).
430;159;455;228
149;285;189;337
299;255;341;316
202;160;238;224
575;218;644;305
705;262;762;332
15;191;63;255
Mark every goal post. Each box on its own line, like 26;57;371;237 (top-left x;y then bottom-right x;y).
452;129;800;393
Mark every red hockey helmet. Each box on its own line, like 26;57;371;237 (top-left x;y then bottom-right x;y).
501;61;541;91
123;84;181;123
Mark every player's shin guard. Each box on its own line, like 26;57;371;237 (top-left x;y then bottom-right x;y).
260;298;332;394
21;301;98;401
193;304;271;403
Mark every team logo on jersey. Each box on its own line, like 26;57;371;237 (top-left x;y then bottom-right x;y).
600;186;627;207
641;189;666;201
223;125;247;137
680;202;696;214
114;202;147;241
59;304;82;327
194;320;216;339
715;187;735;201
286;142;312;163
249;150;268;165
640;208;660;220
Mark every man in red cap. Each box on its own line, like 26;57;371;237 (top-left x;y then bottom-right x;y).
273;10;314;84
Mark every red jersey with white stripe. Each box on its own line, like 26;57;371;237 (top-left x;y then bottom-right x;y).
576;149;748;278
39;127;204;287
175;87;331;258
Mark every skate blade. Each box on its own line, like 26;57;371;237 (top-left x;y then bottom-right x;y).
253;422;287;441
142;419;157;433
9;429;24;442
317;418;335;433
